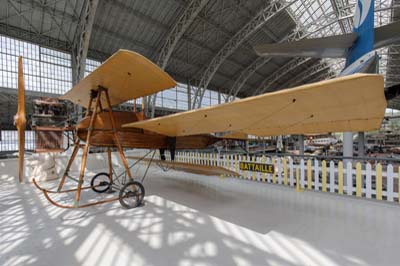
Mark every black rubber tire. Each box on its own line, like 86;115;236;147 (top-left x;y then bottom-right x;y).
90;172;111;193
119;181;145;209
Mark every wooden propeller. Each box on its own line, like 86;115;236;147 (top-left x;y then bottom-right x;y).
14;56;26;183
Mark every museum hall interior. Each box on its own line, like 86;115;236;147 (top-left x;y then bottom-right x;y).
1;0;400;265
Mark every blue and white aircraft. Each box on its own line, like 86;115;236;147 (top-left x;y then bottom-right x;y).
255;0;400;95
254;0;400;157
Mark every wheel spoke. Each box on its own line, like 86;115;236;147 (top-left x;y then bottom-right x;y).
91;173;112;193
119;181;145;209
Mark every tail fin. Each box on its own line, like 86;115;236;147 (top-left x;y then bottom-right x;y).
346;0;374;66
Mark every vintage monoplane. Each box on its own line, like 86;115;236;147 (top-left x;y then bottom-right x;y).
15;49;388;209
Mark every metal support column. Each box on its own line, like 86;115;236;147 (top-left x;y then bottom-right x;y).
343;132;353;160
71;0;99;117
277;136;283;152
71;0;99;85
358;132;365;157
187;81;192;110
298;135;304;155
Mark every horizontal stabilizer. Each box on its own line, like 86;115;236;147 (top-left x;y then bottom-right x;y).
374;21;400;49
254;33;357;58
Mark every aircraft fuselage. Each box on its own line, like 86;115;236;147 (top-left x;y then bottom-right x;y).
76;111;220;149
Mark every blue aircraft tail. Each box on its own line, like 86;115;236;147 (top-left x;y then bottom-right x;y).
254;0;400;65
345;0;374;66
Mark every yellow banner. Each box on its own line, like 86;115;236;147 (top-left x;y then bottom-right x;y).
239;161;274;173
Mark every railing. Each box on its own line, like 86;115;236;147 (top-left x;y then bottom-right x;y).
0;130;35;152
172;151;400;204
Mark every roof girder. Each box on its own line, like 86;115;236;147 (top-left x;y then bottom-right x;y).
192;0;296;109
71;0;99;85
228;7;353;99
149;0;210;117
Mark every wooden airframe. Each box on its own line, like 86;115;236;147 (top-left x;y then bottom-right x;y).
30;50;237;209
123;74;386;137
27;49;386;209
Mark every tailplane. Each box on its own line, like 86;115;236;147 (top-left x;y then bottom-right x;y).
254;0;400;61
254;33;356;58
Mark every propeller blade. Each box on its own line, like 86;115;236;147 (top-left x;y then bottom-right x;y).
17;126;25;182
15;56;26;183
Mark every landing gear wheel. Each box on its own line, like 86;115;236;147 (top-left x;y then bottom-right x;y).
90;172;112;193
119;181;145;209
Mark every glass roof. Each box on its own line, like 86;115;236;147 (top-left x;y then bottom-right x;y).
287;0;396;82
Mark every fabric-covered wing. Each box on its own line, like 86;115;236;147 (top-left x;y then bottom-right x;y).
60;50;176;107
123;74;386;137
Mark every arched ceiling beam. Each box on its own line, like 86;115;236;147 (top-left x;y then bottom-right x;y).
192;0;296;109
307;70;336;84
156;0;210;69
171;0;264;53
249;6;363;97
280;61;331;88
93;24;239;86
226;56;275;101
0;22;107;60
6;0;41;35
105;0;257;69
16;0;237;72
0;22;69;49
329;0;352;34
71;0;99;85
8;0;248;71
254;3;400;96
0;18;237;93
254;57;330;96
256;57;312;94
0;0;69;23
228;8;349;100
101;0;252;76
6;0;290;90
149;0;210;117
7;0;73;44
231;0;280;42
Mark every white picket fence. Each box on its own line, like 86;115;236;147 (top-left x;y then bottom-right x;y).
169;151;400;204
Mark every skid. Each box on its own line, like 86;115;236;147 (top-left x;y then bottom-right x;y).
34;86;136;209
33;179;104;194
33;178;120;209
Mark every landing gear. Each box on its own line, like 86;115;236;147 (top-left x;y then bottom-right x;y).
91;173;146;209
90;172;112;193
119;181;145;209
37;147;154;209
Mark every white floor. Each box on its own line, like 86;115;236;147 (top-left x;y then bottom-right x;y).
1;155;400;266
